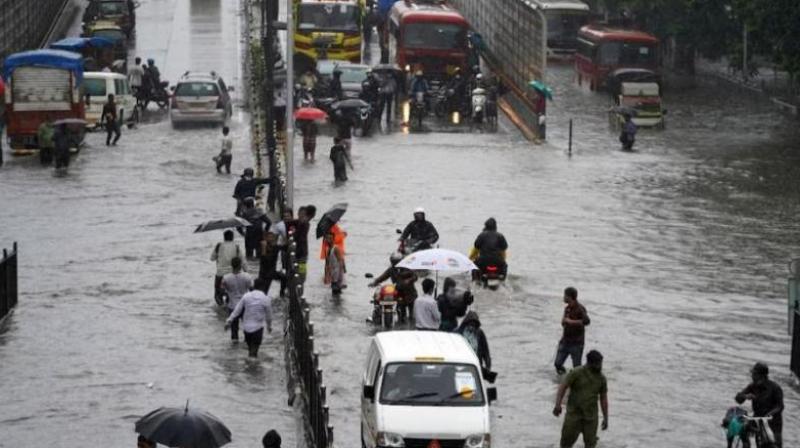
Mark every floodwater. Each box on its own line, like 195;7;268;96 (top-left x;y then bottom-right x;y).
0;0;300;446
293;64;800;447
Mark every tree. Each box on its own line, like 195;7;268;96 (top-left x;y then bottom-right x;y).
734;0;800;83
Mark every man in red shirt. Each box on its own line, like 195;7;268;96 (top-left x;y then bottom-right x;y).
555;286;590;375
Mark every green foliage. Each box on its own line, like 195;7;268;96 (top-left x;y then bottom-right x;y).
733;0;800;78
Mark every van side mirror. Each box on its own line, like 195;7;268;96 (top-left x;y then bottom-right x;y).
487;387;497;403
363;385;375;401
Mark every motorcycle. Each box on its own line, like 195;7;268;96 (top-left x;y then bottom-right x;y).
136;80;170;110
409;91;427;130
471;87;487;131
479;261;507;290
395;229;431;256
295;84;315;108
369;283;398;329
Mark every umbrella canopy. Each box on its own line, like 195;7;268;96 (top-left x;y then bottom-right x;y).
396;248;478;272
135;404;232;448
316;203;348;238
0;78;4;96
194;217;251;233
528;80;553;100
53;118;87;126
371;63;402;74
294;107;327;121
332;98;369;110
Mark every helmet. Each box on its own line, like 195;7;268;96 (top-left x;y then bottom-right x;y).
751;362;769;376
243;167;254;176
390;251;403;265
415;70;423;76
476;73;483;80
414;207;425;214
147;58;155;65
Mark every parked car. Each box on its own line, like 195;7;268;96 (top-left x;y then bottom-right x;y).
83;72;135;129
316;60;369;98
82;0;136;36
169;71;233;127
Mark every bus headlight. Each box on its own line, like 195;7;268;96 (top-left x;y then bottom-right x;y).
465;433;490;448
376;432;405;447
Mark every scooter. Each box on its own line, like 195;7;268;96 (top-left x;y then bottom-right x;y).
395;229;431;256
471;87;487;131
137;81;170;109
480;262;507;290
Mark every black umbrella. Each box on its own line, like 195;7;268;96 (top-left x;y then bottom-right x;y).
135;403;232;448
331;98;369;110
372;63;402;74
316;202;348;238
194;217;251;233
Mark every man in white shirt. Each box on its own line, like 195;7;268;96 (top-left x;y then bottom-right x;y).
222;257;253;341
414;278;440;330
211;230;244;305
226;278;273;357
128;57;144;93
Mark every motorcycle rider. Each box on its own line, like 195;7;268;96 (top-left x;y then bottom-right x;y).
469;217;508;280
400;208;439;253
361;69;381;107
445;69;469;112
620;114;637;150
409;70;431;110
369;252;419;324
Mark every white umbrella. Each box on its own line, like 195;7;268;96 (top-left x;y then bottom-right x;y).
396;248;478;272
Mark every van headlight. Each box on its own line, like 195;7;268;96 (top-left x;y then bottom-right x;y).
376;432;405;447
465;433;490;448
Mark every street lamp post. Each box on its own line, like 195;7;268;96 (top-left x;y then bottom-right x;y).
285;0;295;209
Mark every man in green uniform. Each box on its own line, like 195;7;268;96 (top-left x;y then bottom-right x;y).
553;350;608;448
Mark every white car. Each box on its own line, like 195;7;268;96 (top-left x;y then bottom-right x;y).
361;331;496;448
169;71;233;127
83;72;135;129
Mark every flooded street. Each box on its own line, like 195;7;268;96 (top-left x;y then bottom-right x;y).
0;0;799;446
0;1;299;446
294;65;800;447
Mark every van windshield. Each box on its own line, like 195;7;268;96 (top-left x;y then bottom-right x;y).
379;363;484;406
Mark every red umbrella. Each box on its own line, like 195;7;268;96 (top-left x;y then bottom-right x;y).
294;107;327;121
0;78;5;97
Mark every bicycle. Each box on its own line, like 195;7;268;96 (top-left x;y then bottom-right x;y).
741;415;776;448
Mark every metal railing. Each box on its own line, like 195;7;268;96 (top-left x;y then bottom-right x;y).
0;242;19;323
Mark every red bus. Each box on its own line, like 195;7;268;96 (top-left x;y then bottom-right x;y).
574;25;659;91
388;0;470;80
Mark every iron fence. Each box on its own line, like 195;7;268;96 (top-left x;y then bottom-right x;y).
0;0;68;63
792;309;800;381
0;242;18;323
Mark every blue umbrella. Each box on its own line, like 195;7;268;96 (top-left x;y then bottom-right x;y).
528;80;554;100
135;402;232;448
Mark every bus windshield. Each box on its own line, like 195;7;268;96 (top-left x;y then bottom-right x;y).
402;23;466;50
298;3;359;32
598;41;656;66
546;10;589;42
379;362;484;406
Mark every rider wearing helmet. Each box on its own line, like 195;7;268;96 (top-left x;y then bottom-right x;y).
735;362;784;447
360;68;380;105
145;58;161;88
469;218;508;278
400;208;439;252
369;251;419;323
409;70;430;96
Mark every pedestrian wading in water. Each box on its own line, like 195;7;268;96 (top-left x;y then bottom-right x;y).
225;278;273;358
323;232;346;295
329;137;351;182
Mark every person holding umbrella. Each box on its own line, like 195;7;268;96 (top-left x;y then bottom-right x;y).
135;402;232;448
302;120;318;162
323;232;347;296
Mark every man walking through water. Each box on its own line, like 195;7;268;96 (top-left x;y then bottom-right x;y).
553;350;608;448
555;287;590;375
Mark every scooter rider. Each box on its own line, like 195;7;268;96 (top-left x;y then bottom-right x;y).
361;69;380;104
409;70;430;107
369;252;419;323
469;218;508;280
620;114;637;150
400;208;439;252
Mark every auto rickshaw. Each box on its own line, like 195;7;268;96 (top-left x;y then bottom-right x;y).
607;68;666;129
50;37;116;72
82;22;128;73
82;0;137;37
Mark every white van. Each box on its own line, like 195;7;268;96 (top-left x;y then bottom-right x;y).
361;331;496;448
83;72;134;129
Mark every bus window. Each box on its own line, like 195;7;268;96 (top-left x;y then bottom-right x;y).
403;23;465;50
598;42;656;66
